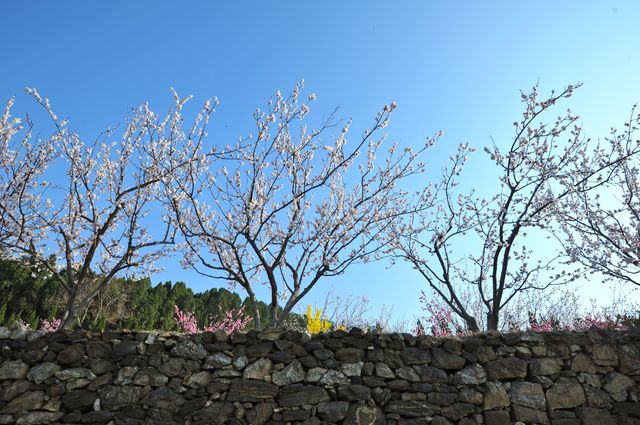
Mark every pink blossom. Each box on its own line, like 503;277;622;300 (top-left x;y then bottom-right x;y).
173;305;252;334
40;318;62;332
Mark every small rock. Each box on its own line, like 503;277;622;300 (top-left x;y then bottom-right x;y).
26;362;61;384
454;364;487;385
0;360;29;380
243;358;273;380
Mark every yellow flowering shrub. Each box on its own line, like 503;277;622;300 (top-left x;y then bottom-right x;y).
306;305;331;334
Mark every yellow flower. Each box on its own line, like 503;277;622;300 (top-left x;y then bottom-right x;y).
306;305;331;334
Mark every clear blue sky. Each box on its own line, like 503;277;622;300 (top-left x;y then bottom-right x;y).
2;1;639;327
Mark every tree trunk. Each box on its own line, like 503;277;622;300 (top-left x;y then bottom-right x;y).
248;296;262;331
463;315;481;333
60;300;78;330
486;310;499;331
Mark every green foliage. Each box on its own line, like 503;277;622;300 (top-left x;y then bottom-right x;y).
0;258;303;331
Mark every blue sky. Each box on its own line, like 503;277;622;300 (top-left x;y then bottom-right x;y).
2;1;640;327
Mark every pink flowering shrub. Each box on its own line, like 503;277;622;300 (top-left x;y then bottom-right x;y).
40;318;62;332
528;312;634;333
418;291;466;337
173;305;252;334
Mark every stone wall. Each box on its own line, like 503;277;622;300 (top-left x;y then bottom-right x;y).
1;326;640;425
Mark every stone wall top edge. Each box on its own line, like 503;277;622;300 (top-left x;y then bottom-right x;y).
2;325;640;347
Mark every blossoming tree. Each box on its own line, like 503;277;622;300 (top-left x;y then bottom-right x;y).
0;97;58;255
0;88;216;329
391;84;640;331
165;81;435;329
559;108;640;284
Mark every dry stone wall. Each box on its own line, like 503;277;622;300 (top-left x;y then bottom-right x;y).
1;326;640;425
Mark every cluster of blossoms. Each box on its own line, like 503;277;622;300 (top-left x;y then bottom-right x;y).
173;305;252;334
417;293;466;337
530;313;629;333
40;318;62;332
305;305;331;334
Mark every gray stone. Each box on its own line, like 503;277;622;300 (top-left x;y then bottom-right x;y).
0;414;14;425
243;358;273;380
258;328;283;341
159;357;184;377
337;384;371;401
132;368;169;386
277;385;330;406
509;381;546;410
591;344;618;366
4;391;46;414
26;362;61;384
584;385;612;408
98;385;143;409
141;386;185;409
56;344;84;365
0;360;29;380
232;355;249;370
304;367;327;383
318;401;350;421
185;370;211;387
227;379;279;402
86;341;111;359
454;363;487;385
397;366;420;381
272;360;305;386
192;401;235;424
87;372;112;391
441;403;474;421
612;402;640;417
603;371;635;401
529;357;562;376
61;390;97;410
375;362;395;379
171;340;207;360
269;350;296;364
341;361;364;377
318;369;350;385
511;405;549;424
90;359;117;375
245;402;273;425
335;347;365;362
1;379;30;401
484;410;510;425
54;367;96;380
572;353;597;373
115;366;138;384
485;357;527;380
418;365;448;383
344;404;386;425
577;407;616;425
15;412;64;425
204;353;233;368
620;344;640;374
428;392;458;406
400;347;431;365
459;387;483;405
547;378;587;410
112;341;138;358
483;381;510;410
385;400;441;417
431;348;466;370
313;348;334;360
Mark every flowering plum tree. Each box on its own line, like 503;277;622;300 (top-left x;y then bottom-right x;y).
391;84;640;331
165;81;435;329
0;97;58;254
558;108;640;285
0;88;216;329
